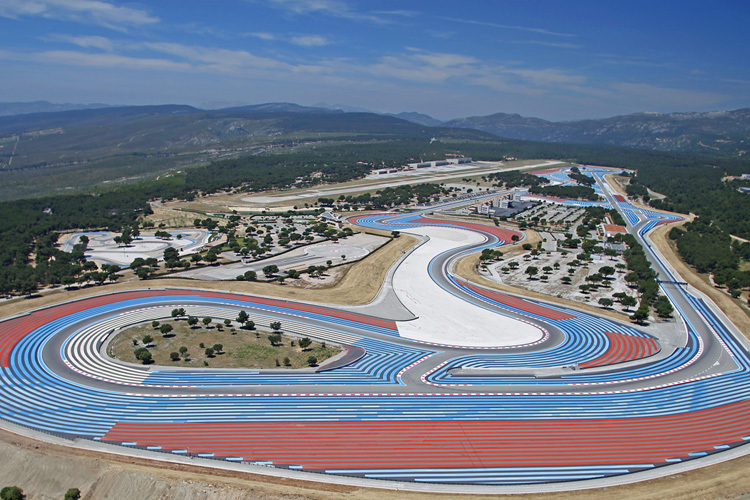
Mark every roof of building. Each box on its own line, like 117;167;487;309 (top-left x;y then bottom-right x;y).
600;224;627;234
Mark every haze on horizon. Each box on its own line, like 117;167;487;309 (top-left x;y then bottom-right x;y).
0;0;748;121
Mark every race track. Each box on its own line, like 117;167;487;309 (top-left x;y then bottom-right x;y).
1;168;749;491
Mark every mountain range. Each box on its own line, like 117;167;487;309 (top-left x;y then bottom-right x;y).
441;109;750;154
2;101;747;155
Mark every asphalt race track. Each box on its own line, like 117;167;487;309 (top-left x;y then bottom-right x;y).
1;167;750;491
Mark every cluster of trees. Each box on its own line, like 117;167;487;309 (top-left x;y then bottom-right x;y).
479;249;504;261
0;486;80;500
322;183;448;209
620;234;673;321
488;171;549;189
529;184;600;201
670;220;750;297
0;176;158;295
567;167;595;187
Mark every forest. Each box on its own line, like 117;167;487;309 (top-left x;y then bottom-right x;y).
0;135;748;296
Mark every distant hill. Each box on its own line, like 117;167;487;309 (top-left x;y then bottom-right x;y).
385;112;444;127
0;104;496;201
0;100;111;117
444;109;750;154
218;102;343;114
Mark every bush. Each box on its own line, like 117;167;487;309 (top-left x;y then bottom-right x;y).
267;334;282;346
0;487;24;500
134;348;152;364
307;355;318;367
64;488;81;500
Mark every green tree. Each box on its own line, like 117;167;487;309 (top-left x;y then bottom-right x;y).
179;346;188;356
244;320;255;330
0;486;25;500
630;307;650;324
621;295;638;310
170;352;180;361
263;264;279;277
171;308;185;319
134;348;152;364
599;265;616;278
151;320;160;329
213;343;223;354
159;323;173;336
307;355;318;367
244;270;257;281
270;321;282;331
525;266;538;279
64;488;81;500
267;334;282;346
205;347;215;357
202;317;212;328
598;298;614;308
142;334;153;345
236;311;249;324
187;316;199;328
283;356;291;366
654;296;674;318
298;337;312;350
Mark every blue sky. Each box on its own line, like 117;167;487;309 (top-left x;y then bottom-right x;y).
0;0;748;120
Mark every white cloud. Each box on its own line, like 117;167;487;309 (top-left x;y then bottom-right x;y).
266;0;390;23
438;17;576;37
511;40;582;49
143;42;329;76
246;32;277;41
0;0;158;29
33;50;190;71
289;35;332;47
244;31;333;47
366;48;586;96
50;34;114;51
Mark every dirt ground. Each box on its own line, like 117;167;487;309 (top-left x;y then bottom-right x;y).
1;426;749;500
454;236;631;324
110;323;339;369
490;250;633;319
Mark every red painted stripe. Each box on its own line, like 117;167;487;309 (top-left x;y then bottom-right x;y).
580;332;659;369
410;217;521;242
461;282;576;321
101;399;750;469
614;195;626;202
